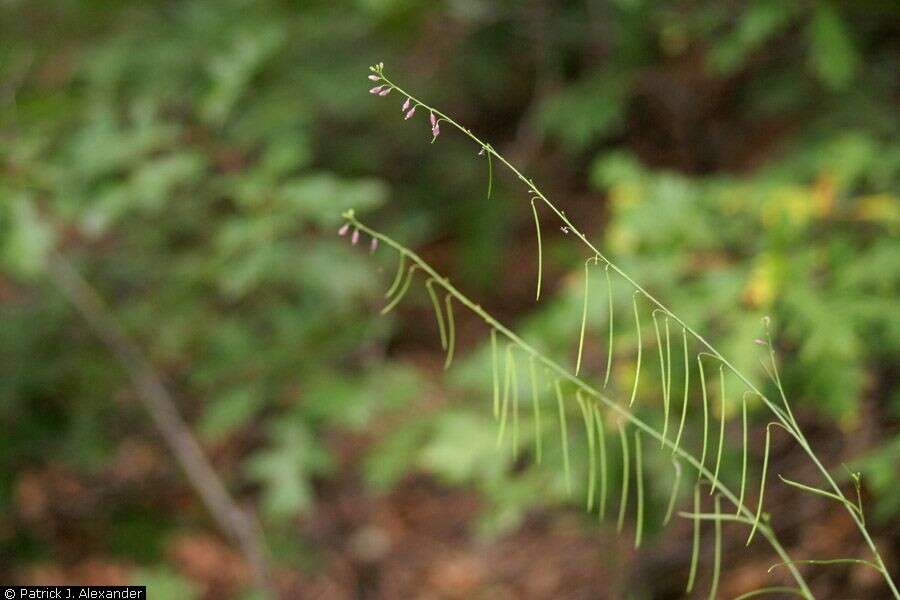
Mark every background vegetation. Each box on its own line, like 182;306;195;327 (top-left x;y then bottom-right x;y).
1;1;897;598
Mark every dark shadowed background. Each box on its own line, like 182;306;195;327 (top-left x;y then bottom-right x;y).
1;1;898;598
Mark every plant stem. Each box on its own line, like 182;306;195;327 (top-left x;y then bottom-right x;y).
347;214;814;599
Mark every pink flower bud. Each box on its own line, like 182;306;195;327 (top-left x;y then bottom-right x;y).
402;97;411;111
369;85;384;94
370;238;378;253
351;229;360;245
338;223;349;236
368;74;380;81
478;147;485;155
378;87;391;96
404;107;416;119
430;112;437;127
432;123;440;137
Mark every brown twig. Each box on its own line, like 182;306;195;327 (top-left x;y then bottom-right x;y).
47;253;275;596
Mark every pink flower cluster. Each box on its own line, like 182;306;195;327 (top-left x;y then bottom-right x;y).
338;222;378;253
429;112;440;138
367;69;439;139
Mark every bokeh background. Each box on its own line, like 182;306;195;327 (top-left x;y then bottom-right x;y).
1;1;898;598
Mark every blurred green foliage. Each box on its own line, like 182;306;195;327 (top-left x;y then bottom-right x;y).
1;0;897;592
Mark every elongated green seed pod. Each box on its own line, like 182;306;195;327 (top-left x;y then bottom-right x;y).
629;294;643;407
664;459;683;525
665;316;672;444
577;391;596;511
710;494;722;600
385;254;406;298
738;392;748;515
531;199;542;302
491;329;499;419
673;327;690;456
497;345;513;447
698;356;709;481
653;310;670;445
603;264;614;389
443;293;455;369
687;484;701;594
747;423;774;545
711;366;726;494
634;429;644;549
381;265;416;314
555;379;571;495
593;406;607;519
425;279;447;350
617;422;630;533
576;258;593;376
529;355;542;464
511;348;519;458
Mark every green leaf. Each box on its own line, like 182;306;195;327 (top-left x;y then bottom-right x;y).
809;4;858;90
244;421;333;519
1;195;54;278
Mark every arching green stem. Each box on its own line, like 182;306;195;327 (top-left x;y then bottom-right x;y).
368;70;900;596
